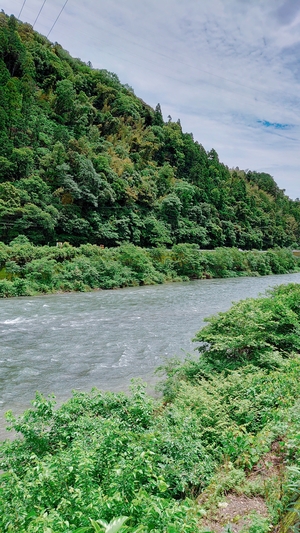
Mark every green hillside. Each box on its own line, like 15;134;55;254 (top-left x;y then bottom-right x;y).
0;13;299;249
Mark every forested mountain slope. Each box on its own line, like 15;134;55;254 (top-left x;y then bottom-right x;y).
0;13;299;249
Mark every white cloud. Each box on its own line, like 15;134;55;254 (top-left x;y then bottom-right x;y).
2;0;300;197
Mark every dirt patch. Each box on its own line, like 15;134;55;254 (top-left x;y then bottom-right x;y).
249;440;284;482
198;440;285;532
200;494;268;533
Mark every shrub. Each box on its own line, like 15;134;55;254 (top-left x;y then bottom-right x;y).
194;283;300;371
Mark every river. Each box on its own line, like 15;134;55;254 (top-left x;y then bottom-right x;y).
1;272;300;439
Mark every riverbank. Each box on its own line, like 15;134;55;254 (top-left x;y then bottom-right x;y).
3;272;300;440
1;283;300;532
0;239;299;297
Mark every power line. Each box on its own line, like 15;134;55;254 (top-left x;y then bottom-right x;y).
67;14;298;119
47;0;69;38
33;0;47;28
18;0;27;19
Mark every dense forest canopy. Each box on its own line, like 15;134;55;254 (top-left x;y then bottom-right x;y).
0;13;299;249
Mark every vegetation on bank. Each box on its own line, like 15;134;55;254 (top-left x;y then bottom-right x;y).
1;284;300;532
1;13;300;251
0;238;299;297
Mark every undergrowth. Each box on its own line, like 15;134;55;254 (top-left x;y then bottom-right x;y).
0;239;299;298
1;284;300;532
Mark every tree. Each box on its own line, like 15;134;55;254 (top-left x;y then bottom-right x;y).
153;103;164;126
54;79;76;123
160;194;182;230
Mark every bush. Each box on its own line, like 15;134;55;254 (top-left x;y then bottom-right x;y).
0;279;17;297
194;283;300;371
170;243;206;278
0;242;298;297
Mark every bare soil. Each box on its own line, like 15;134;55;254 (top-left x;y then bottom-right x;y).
198;440;285;532
200;494;268;533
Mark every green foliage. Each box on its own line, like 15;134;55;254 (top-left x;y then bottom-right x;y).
90;516;129;533
0;241;298;297
193;283;300;371
170;243;206;278
0;383;203;532
0;13;299;249
2;286;300;531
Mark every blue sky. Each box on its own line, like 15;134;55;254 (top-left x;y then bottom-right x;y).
2;0;300;198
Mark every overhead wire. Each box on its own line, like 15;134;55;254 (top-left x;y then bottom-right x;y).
83;17;300;130
18;0;27;19
38;13;296;146
63;10;299;121
109;60;297;144
33;0;47;28
47;0;69;38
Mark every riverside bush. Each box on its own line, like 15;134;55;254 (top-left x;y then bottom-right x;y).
0;242;299;297
193;283;300;371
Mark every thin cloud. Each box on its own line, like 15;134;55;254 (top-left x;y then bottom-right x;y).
274;0;300;26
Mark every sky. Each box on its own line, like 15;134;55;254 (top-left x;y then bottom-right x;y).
1;0;300;199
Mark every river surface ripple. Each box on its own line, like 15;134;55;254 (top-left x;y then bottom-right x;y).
1;272;300;439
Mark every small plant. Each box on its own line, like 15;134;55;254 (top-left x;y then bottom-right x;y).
90;516;129;533
240;513;271;533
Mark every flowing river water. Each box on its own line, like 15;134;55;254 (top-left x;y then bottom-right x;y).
1;272;300;440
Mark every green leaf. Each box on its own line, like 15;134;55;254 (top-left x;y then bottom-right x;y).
105;517;129;533
89;519;104;533
92;516;129;533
